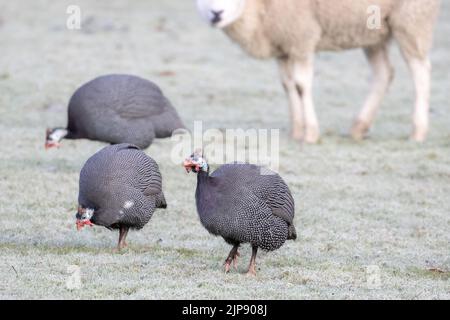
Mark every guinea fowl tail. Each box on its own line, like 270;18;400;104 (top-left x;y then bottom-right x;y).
156;192;167;209
288;224;297;240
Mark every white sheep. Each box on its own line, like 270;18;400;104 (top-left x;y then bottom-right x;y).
196;0;441;143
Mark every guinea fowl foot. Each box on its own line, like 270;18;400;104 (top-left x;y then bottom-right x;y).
224;252;240;273
224;245;240;273
246;246;258;277
246;267;257;277
116;226;129;252
117;241;128;251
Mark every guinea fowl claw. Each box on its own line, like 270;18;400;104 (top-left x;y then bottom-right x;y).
224;257;235;273
116;242;128;252
246;270;257;277
224;248;240;273
224;262;231;273
233;252;240;270
246;263;257;277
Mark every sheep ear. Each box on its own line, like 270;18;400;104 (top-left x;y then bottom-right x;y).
46;128;51;136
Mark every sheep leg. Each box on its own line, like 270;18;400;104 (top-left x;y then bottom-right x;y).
117;226;129;250
352;44;393;141
246;245;258;277
279;59;305;141
394;27;431;142
406;57;431;142
292;57;319;144
390;0;437;143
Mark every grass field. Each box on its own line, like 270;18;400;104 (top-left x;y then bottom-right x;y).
0;0;449;299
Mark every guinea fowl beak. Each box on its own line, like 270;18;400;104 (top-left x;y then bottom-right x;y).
183;159;193;173
76;219;93;231
45;141;60;150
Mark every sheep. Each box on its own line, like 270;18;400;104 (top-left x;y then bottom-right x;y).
196;0;441;143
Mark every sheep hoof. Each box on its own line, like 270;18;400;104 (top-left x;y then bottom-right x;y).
411;128;427;143
351;120;370;141
291;130;304;141
304;129;320;144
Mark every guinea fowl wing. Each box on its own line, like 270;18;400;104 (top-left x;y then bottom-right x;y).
212;164;296;239
258;173;297;240
78;143;140;205
210;185;289;251
116;99;165;119
111;186;157;229
136;155;167;208
93;143;162;196
115;88;169;120
111;144;166;208
78;144;162;229
259;174;295;223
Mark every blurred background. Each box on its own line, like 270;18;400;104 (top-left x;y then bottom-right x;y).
0;0;449;299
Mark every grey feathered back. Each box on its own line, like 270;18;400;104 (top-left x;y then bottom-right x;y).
67;74;185;148
78;143;166;229
195;163;296;251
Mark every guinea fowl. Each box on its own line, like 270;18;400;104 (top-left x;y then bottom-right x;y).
76;143;167;250
183;151;296;276
45;74;185;149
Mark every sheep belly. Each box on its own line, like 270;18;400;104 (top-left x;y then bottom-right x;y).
314;0;393;51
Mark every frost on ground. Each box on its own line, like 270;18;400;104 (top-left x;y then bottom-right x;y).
0;0;449;299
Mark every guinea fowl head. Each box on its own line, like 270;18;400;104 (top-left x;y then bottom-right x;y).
183;150;209;174
45;128;68;150
75;205;94;231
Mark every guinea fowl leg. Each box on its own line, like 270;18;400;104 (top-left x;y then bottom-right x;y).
117;226;129;250
246;246;258;277
224;244;240;273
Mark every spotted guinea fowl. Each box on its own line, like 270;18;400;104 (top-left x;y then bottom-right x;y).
76;143;167;250
46;74;185;149
183;151;296;276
